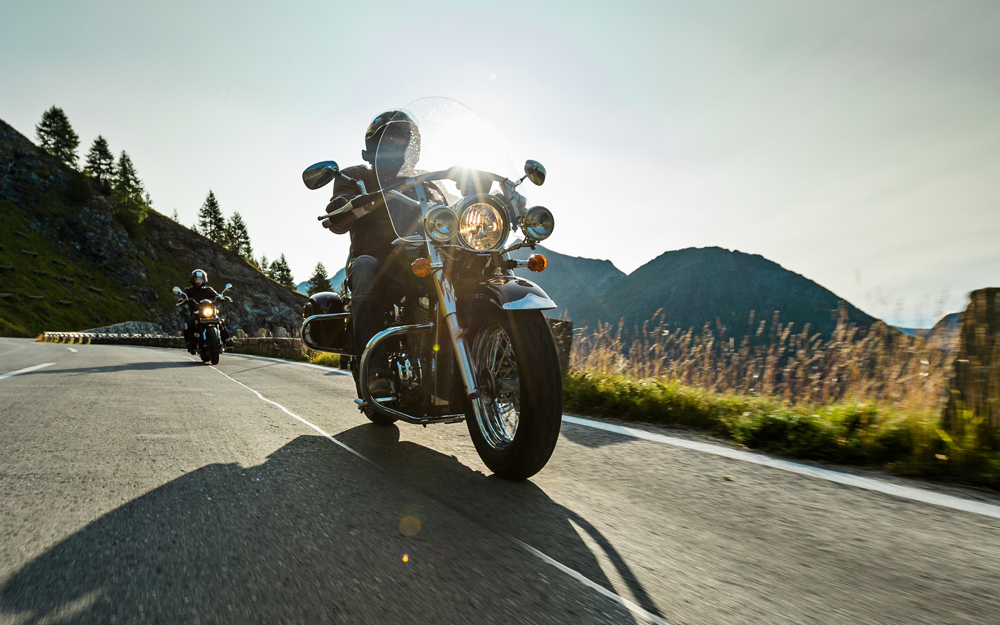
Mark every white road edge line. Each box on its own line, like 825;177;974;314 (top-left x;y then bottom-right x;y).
0;362;55;380
563;415;1000;521
208;366;669;625
223;352;349;375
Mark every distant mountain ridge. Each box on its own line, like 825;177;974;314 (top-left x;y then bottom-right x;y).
516;244;878;339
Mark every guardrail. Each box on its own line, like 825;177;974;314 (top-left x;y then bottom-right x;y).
39;319;575;369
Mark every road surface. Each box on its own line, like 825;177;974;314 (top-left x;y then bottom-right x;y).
1;337;999;624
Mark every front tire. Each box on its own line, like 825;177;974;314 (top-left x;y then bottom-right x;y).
209;328;221;365
465;309;562;480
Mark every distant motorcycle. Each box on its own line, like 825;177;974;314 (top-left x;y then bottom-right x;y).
300;98;562;480
173;283;233;365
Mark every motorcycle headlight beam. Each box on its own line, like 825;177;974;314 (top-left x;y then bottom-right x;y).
523;206;554;242
202;307;214;317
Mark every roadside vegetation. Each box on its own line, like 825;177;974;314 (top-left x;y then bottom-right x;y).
564;310;1000;490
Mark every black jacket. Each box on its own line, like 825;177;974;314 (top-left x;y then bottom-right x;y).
326;164;443;263
184;285;219;313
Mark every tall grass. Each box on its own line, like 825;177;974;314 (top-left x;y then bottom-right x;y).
571;306;950;411
565;308;1000;489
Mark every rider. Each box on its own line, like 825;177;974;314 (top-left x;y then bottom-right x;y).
323;110;435;397
182;269;230;353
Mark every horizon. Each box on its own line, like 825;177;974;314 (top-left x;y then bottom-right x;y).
3;0;998;328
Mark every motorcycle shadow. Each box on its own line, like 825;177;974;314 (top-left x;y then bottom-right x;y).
336;423;667;623
0;432;663;624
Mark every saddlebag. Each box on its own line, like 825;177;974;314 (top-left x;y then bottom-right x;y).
302;292;353;354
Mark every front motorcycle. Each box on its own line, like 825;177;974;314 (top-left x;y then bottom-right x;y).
300;98;561;479
173;284;233;366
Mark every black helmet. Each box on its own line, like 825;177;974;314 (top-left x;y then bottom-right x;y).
362;109;420;165
190;269;208;287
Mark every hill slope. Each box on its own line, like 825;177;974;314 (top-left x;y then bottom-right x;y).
0;118;306;337
515;245;877;339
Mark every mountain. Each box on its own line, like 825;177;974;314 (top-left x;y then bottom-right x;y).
0;117;306;337
295;267;346;296
516;245;877;339
511;244;624;323
924;312;961;352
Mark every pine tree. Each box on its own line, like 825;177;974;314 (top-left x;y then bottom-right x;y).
84;135;115;191
270;254;294;287
225;212;254;261
171;209;179;222
197;191;226;243
110;151;149;233
306;262;330;296
258;254;269;274
35;106;80;168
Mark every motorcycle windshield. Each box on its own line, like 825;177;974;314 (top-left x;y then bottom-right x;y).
374;98;519;238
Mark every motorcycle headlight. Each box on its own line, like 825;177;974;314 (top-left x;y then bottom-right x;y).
523;206;554;241
202;307;214;317
424;206;459;243
458;199;508;251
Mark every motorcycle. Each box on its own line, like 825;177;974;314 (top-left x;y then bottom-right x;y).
300;98;562;480
173;283;233;366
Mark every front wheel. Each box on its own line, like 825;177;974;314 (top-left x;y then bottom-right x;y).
208;328;221;365
465;309;562;480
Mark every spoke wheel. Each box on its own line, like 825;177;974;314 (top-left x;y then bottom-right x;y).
465;309;562;480
472;323;522;451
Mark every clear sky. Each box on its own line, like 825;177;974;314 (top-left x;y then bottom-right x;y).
2;0;998;327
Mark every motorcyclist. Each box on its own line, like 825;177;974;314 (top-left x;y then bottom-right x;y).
323;110;440;397
181;269;230;353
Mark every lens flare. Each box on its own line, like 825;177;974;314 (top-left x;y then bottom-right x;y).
399;515;422;536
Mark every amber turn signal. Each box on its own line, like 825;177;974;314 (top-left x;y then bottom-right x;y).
411;258;432;277
527;254;547;272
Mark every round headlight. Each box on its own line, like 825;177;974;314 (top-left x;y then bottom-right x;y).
202;307;214;317
523;206;554;241
458;201;507;250
424;207;459;243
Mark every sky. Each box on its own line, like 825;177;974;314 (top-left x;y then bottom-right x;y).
2;0;998;328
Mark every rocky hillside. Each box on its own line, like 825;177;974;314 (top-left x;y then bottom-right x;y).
0;118;306;337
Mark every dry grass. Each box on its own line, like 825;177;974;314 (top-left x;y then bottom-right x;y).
564;307;1000;488
571;306;952;412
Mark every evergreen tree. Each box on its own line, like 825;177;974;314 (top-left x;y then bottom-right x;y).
258;254;269;274
225;212;254;261
110;151;149;233
84;135;114;191
306;262;330;296
197;191;226;243
35;106;80;168
171;209;179;222
270;254;294;287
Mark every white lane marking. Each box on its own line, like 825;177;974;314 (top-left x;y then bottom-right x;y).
67;347;78;353
223;352;349;375
0;362;55;380
563;415;1000;521
209;367;667;625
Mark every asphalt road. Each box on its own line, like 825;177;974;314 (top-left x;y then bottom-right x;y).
1;337;999;624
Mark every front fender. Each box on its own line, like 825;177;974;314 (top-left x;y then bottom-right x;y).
466;275;557;312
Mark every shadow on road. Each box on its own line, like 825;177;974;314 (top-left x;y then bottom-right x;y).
29;361;202;376
0;428;666;624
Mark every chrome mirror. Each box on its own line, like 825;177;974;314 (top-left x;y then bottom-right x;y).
225;283;233;290
302;161;340;190
172;286;183;296
524;160;546;186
